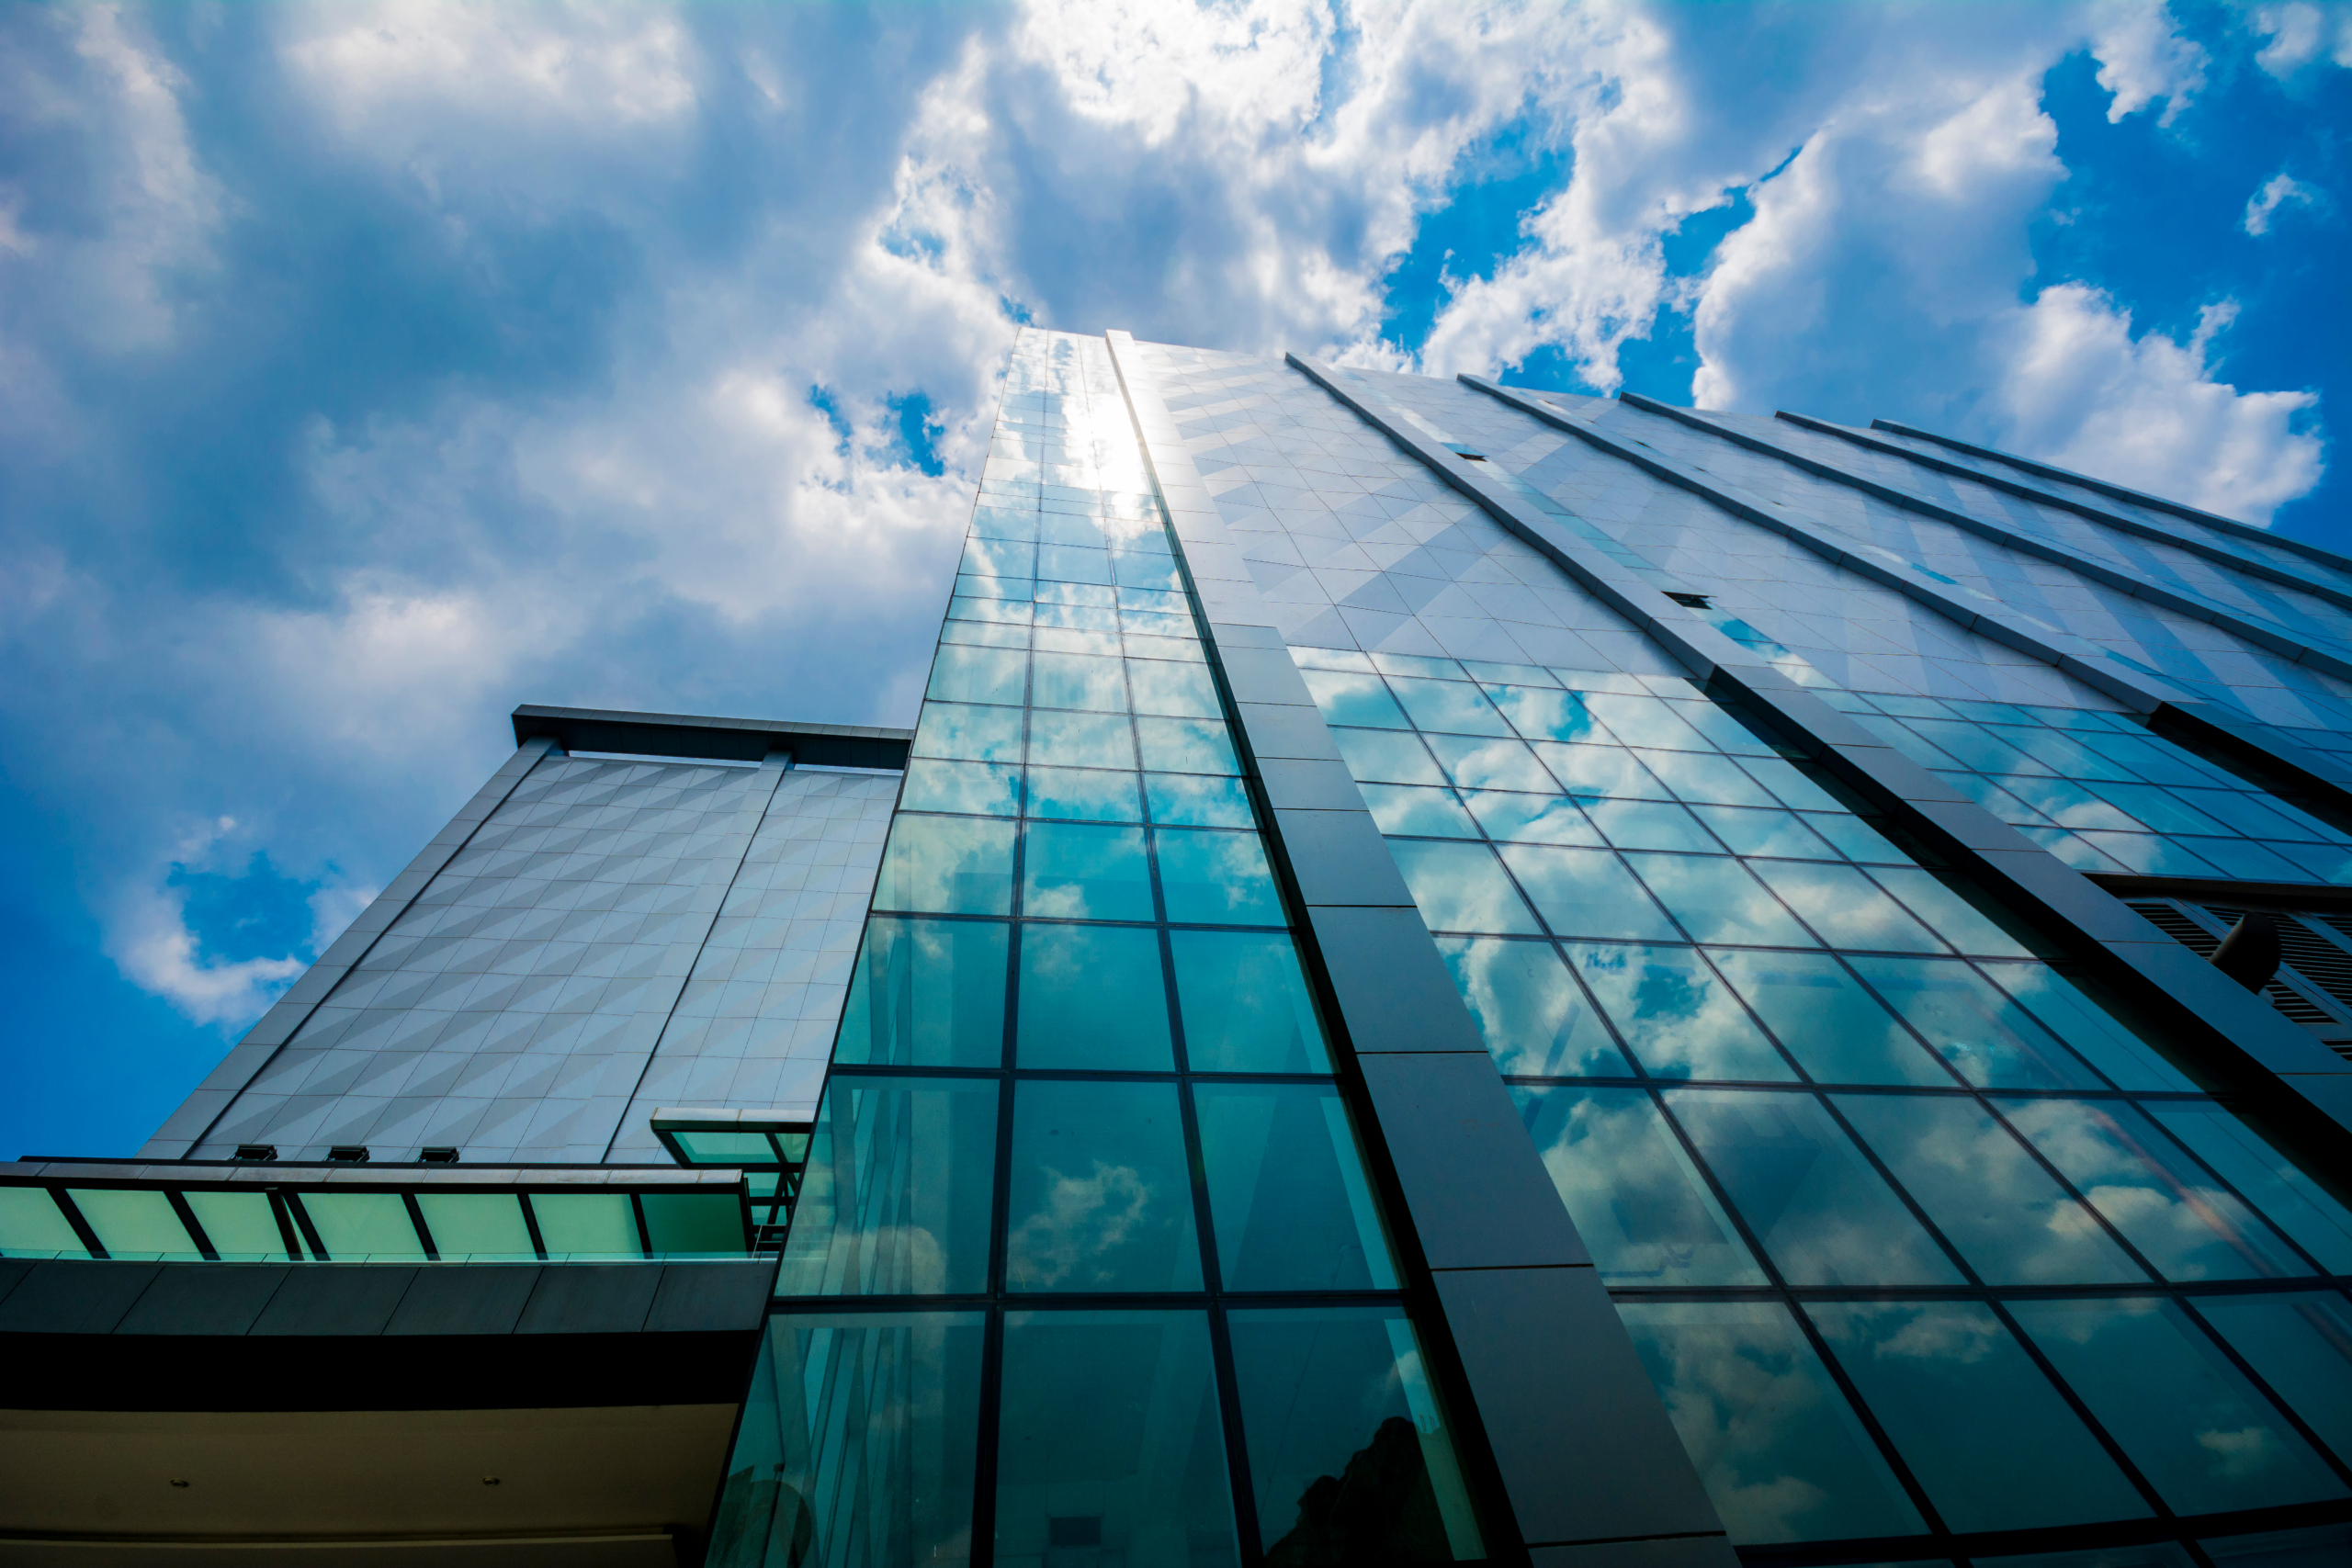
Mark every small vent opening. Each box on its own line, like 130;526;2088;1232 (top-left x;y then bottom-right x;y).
1665;592;1713;610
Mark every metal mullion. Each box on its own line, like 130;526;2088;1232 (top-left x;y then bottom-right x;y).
2113;1094;2340;1281
1644;1084;1954;1537
401;1191;439;1261
280;1190;328;1259
2172;1293;2352;1489
1807;1087;1989;1289
1206;1303;1267;1566
46;1188;107;1259
1980;1290;2179;1522
1969;1093;2190;1286
1951;953;2132;1095
516;1192;549;1260
969;1303;1004;1568
164;1190;218;1261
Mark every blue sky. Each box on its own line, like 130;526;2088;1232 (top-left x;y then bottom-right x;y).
1;0;2345;1158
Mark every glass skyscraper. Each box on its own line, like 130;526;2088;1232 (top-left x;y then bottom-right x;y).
4;327;2349;1568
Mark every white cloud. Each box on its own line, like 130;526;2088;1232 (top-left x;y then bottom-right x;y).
2251;2;2352;76
2088;0;2207;124
1993;286;2324;525
107;820;305;1028
2244;171;2323;235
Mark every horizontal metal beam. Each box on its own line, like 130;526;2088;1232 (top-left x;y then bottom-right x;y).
511;705;911;770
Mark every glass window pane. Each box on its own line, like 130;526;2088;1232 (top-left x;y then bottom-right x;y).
1127;660;1221;718
836;916;1009;1069
1033;651;1129;711
1867;866;2033;957
1388;676;1514;736
1569;943;1794;1081
1157;829;1285;926
900;759;1022;817
1461;791;1600;845
673;1131;777;1164
1737;756;1846;812
1145;773;1256;828
1195;1083;1397;1291
2011;1297;2346;1515
1847;956;2105;1090
1006;1080;1202;1292
1626;853;1819;947
1834;1094;2143;1284
1708;950;1953;1086
531;1192;641;1257
2143;1101;2352;1272
1747;862;1944;953
1227;1306;1483;1563
1982;964;2201;1091
1333;728;1446;785
876;816;1017;916
2196;1292;2352;1466
1808;1301;2149;1531
996;1311;1238;1568
2199;1523;2352;1568
1024;766;1145;823
1584;799;1720;852
1425;734;1557;793
1361;784;1481;838
1640;750;1781;807
1017;924;1174;1070
301;1191;425;1260
1136;716;1240;774
1497;844;1679;941
1615;1300;1923;1542
1585;693;1710;750
1533;741;1674;798
67;1189;200;1258
1302;669;1410;728
1029;710;1138;770
1665;1089;1961;1284
913;702;1025;761
1692;806;1838;859
1438;936;1630;1077
2002;1100;2315;1281
181;1190;288;1260
1389;840;1542;934
1804;812;1914;864
781;1077;999;1296
713;1311;984;1568
1485;684;1604;743
1170;931;1330;1072
1023;822;1154;920
414;1192;536;1258
1517;1086;1762;1284
928;645;1027;705
642;1192;747;1255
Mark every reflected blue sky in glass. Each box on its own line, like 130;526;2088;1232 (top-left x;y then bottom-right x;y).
837;916;1007;1068
1439;936;1629;1077
1707;950;1952;1086
1015;924;1172;1070
1022;822;1154;921
2144;1101;2352;1272
1517;1085;1761;1285
1390;840;1541;935
1195;1082;1396;1292
1004;1079;1201;1292
2195;1292;2352;1465
876;816;1017;916
1158;829;1284;925
1500;844;1678;942
1848;957;2103;1090
1627;853;1817;947
1569;945;1792;1081
1170;931;1329;1072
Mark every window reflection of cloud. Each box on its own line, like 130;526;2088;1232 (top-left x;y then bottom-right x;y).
1627;854;1817;947
1485;686;1600;743
1006;1159;1153;1290
1569;945;1793;1081
1428;734;1557;793
1389;840;1539;934
1520;1087;1761;1285
1532;741;1670;798
1441;937;1628;1077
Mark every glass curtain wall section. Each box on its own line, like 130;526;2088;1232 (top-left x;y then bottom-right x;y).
713;329;1484;1568
1295;646;2352;1562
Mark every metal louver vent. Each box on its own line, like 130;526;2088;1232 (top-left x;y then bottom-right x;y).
2129;897;2351;1034
2220;908;2352;1012
2127;899;2216;954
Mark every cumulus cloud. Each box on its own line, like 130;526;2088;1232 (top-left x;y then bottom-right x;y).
1994;287;2324;525
2243;171;2323;235
107;819;306;1026
2250;1;2352;76
2088;0;2208;123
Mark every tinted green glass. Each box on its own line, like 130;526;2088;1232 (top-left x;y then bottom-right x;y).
1439;936;1629;1077
836;916;1009;1068
1333;727;1446;785
641;1192;747;1255
1747;861;1944;953
1025;709;1136;769
1016;923;1173;1069
1227;1307;1483;1563
2196;1292;2352;1463
1626;853;1817;946
1497;843;1679;941
1195;1083;1396;1291
1834;1094;2143;1284
1848;957;2104;1089
67;1188;200;1258
1004;1080;1201;1292
1022;822;1153;920
1135;716;1240;774
876;816;1017;915
1809;1300;2148;1531
2143;1101;2352;1271
927;645;1027;705
715;1312;984;1568
1144;772;1256;828
1984;964;2200;1091
2003;1099;2312;1280
531;1192;640;1256
1170;930;1330;1072
2197;1523;2352;1568
1302;669;1411;728
1462;791;1600;845
781;1077;999;1295
2011;1297;2346;1515
1707;950;1952;1086
1568;945;1793;1081
300;1191;425;1260
1157;828;1284;926
1616;1300;1923;1542
413;1193;535;1258
1665;1089;1959;1284
181;1190;288;1259
1023;765;1144;822
899;759;1022;817
1517;1086;1761;1284
996;1311;1237;1568
1390;840;1542;934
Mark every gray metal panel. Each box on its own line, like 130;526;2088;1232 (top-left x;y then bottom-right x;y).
511;705;913;770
